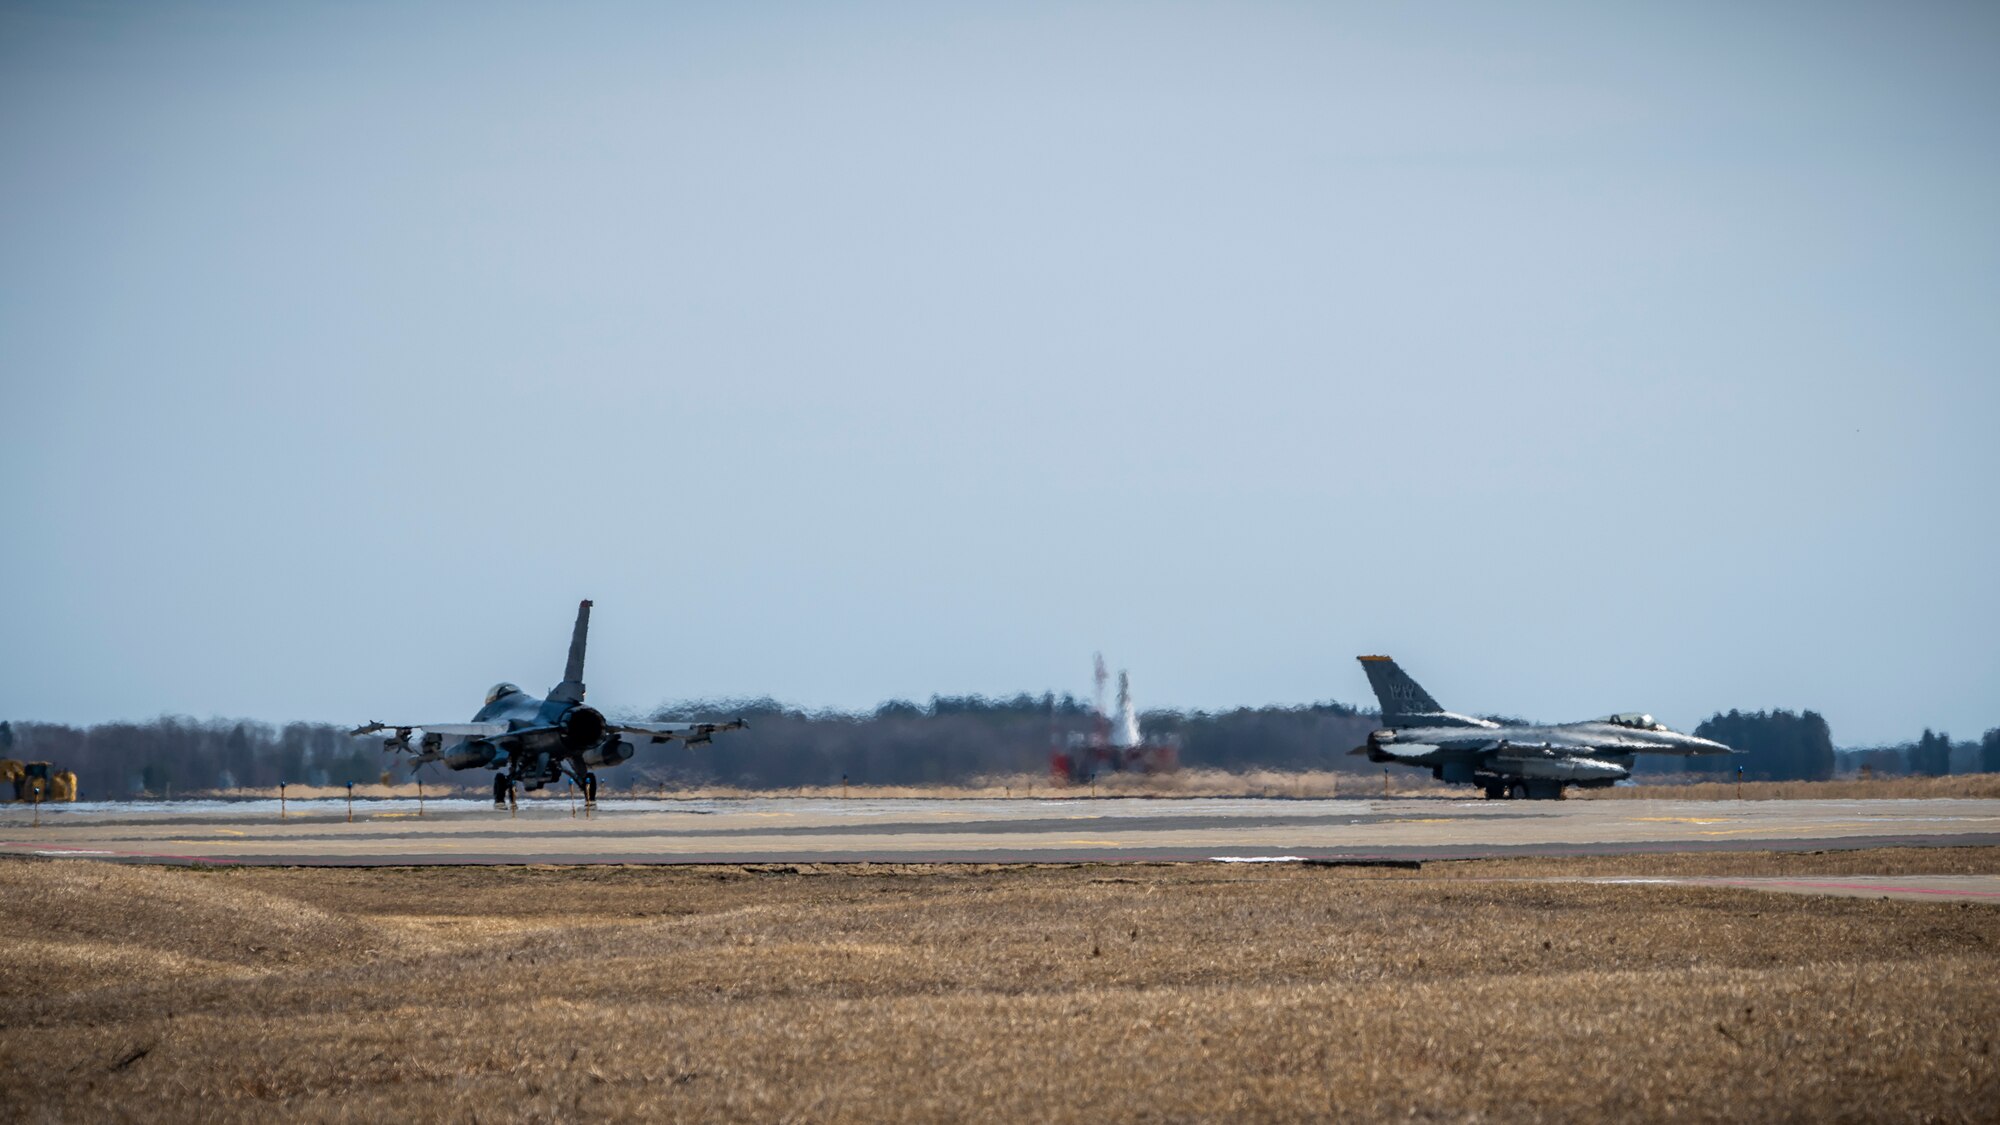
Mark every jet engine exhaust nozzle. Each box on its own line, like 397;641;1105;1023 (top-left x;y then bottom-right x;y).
560;706;608;752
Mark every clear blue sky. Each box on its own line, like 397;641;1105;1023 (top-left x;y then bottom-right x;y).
2;2;1994;745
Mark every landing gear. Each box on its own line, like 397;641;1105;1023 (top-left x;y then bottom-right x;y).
493;773;508;807
1482;784;1507;800
582;772;598;807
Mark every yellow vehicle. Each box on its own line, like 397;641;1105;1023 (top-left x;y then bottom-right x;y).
1;760;76;802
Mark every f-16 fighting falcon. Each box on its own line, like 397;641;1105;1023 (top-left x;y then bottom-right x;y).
352;600;744;806
1352;655;1734;799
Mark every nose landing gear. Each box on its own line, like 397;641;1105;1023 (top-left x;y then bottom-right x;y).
493;772;517;809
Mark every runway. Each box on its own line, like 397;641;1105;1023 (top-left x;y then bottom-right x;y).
4;794;1999;867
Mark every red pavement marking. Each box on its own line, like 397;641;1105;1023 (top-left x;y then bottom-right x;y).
1711;878;2000;898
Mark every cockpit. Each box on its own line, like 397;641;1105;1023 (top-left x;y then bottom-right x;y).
486;682;522;705
1600;712;1664;731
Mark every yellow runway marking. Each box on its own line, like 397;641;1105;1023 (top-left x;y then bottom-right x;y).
215;829;246;836
1696;822;1876;837
1633;817;1728;825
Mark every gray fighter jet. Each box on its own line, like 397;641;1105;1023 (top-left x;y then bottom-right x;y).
352;600;744;806
1351;655;1733;799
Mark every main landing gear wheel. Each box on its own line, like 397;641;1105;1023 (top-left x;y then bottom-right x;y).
493;773;509;807
583;772;598;806
1482;784;1506;800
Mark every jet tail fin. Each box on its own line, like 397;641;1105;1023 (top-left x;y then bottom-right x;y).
1358;655;1446;727
551;599;592;703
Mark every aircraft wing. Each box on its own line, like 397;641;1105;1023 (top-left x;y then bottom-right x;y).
350;721;511;738
611;719;748;745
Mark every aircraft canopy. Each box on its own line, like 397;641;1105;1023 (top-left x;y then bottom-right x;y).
486;682;522;705
1600;713;1663;730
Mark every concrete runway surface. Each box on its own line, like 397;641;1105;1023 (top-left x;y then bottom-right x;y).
4;795;1998;870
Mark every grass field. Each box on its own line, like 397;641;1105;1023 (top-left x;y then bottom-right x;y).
3;849;1997;1122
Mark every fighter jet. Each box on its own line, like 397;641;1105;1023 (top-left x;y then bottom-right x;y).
1351;655;1734;799
352;600;744;806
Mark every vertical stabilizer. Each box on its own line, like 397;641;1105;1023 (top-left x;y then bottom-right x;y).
1357;655;1444;726
551;599;592;702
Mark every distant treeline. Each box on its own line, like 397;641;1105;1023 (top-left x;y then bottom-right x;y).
1681;709;1837;781
0;698;1380;797
1638;709;2000;782
657;696;1378;789
2;704;1995;799
1840;728;2000;779
1;718;383;796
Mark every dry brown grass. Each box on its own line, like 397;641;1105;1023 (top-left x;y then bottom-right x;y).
1581;774;2000;801
2;850;1997;1122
